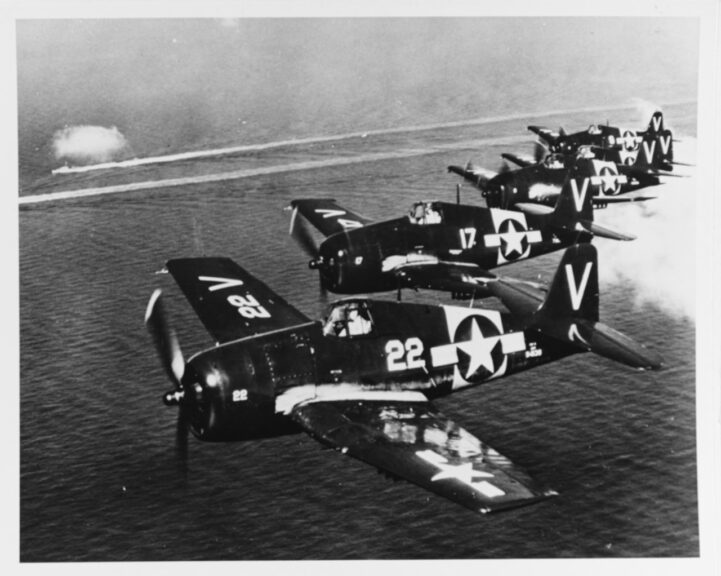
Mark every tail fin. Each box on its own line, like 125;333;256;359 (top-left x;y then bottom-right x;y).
547;160;634;241
636;129;674;171
538;244;599;322
529;245;662;370
646;111;664;135
549;160;595;227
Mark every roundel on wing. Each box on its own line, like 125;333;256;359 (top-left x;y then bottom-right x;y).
452;314;504;383
496;218;529;260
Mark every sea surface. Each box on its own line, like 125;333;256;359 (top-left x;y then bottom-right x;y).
17;18;699;560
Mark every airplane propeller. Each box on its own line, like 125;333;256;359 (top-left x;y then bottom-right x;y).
289;206;321;260
145;289;189;466
534;141;547;163
145;289;185;389
288;207;332;299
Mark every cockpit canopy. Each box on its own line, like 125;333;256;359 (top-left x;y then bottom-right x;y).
576;145;595;159
408;201;442;225
588;124;601;135
323;300;375;338
543;154;565;169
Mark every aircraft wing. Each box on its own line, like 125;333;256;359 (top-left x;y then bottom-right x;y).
289;391;557;514
527;125;558;145
447;164;498;184
500;152;533;168
288;199;373;237
165;257;311;343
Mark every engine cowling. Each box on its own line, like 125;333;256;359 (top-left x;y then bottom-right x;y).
180;341;280;442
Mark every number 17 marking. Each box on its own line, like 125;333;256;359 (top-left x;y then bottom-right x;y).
459;227;477;249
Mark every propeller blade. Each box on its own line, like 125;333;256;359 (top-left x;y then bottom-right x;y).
318;273;328;301
145;289;185;388
176;402;189;473
534;141;547;164
289;207;320;259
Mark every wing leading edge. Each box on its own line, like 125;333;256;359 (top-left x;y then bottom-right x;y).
290;391;556;514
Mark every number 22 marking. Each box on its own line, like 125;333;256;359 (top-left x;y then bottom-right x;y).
386;337;425;371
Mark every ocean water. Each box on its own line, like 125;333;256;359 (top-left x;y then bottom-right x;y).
18;18;699;560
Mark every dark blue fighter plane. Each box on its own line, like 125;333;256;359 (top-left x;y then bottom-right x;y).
288;159;633;298
146;244;661;514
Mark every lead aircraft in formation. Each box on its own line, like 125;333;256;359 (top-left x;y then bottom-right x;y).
147;109;671;515
146;244;661;514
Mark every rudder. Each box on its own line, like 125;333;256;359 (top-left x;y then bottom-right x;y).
537;243;599;322
549;159;595;226
646;111;664;135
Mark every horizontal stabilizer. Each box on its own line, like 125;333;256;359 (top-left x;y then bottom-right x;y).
585;321;663;370
639;170;685;178
592;195;656;206
530;316;663;370
580;220;635;241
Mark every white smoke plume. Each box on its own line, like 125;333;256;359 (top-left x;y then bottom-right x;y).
629;98;664;128
52;125;131;166
593;136;697;321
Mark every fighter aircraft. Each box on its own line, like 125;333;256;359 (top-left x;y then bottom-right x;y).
528;111;673;163
146;244;661;514
447;135;675;209
288;160;633;297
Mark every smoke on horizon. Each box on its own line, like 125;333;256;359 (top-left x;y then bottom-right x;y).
52;125;132;166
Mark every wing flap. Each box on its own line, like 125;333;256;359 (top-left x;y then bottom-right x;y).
291;394;556;514
166;257;310;343
289;199;372;237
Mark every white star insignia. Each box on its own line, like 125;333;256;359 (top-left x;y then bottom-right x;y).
416;450;506;498
431;461;494;482
500;220;526;257
599;170;618;193
455;318;499;378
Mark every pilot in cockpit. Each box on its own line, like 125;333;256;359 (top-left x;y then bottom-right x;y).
543;154;565;169
408;202;442;225
323;302;373;337
588;124;601;135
